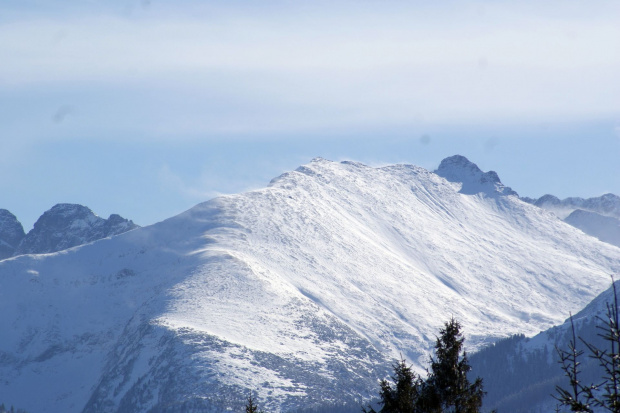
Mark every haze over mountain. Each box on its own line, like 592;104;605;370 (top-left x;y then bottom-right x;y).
564;209;620;249
523;193;620;220
523;194;620;248
1;156;619;412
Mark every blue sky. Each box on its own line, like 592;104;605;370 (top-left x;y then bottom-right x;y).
1;0;619;230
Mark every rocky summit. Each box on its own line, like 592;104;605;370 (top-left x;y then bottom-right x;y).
14;203;138;256
434;155;518;196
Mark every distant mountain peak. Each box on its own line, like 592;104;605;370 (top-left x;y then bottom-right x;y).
310;156;329;163
526;193;620;221
48;203;94;217
435;155;517;196
535;194;561;205
437;154;484;173
14;203;138;256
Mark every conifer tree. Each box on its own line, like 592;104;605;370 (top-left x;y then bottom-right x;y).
554;315;594;413
365;317;486;413
422;317;485;413
555;281;620;413
363;359;423;413
245;394;265;413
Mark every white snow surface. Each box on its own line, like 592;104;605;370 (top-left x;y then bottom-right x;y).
1;158;620;412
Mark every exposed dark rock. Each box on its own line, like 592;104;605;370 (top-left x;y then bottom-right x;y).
14;204;138;256
435;155;518;196
0;209;25;259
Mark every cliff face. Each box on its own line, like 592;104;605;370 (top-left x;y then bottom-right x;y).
0;209;25;259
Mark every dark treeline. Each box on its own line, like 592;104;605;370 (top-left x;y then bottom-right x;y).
0;404;28;413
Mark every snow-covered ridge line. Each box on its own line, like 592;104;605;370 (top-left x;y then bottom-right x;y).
2;156;620;413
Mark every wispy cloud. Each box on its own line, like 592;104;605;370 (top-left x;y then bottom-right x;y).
158;164;223;201
1;0;619;140
157;162;270;203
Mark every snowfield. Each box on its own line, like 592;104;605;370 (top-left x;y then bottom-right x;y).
1;157;619;412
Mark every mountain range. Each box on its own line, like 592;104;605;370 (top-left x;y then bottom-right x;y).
0;204;138;259
1;156;620;413
522;193;620;248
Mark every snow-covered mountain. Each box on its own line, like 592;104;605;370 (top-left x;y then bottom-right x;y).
0;209;25;260
1;157;620;413
13;203;138;256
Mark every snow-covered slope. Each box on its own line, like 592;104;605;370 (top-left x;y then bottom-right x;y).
14;203;138;256
0;209;25;260
1;157;620;413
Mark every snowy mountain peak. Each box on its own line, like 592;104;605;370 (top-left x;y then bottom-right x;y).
3;158;620;412
435;155;517;196
592;193;620;216
0;209;25;260
47;203;94;218
14;203;138;256
533;194;562;207
437;154;488;177
310;156;329;163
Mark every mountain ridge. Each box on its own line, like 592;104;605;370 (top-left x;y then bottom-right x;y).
523;193;620;220
522;193;620;248
1;156;620;412
0;203;138;259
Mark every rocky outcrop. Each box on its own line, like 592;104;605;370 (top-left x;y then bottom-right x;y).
0;209;25;259
435;155;518;196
